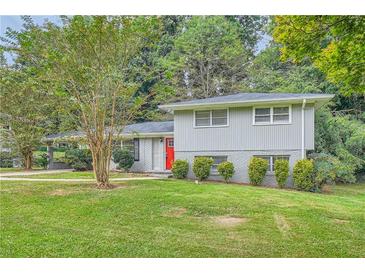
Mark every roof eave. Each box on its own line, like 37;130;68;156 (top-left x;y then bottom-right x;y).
159;95;335;111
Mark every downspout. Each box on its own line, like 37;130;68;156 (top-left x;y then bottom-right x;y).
301;99;307;159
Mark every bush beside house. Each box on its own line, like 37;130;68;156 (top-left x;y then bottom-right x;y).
248;157;268;185
171;159;189;179
112;148;134;172
293;159;314;191
193;157;214;181
65;148;93;171
275;159;290;188
217;161;235;183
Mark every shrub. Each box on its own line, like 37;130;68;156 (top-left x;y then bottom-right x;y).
112;148;134;172
310;153;357;189
217;161;235;183
293;159;314;191
34;153;48;169
193;157;214;181
274;159;290;188
248;157;268;185
171;159;189;179
65;148;93;171
0;151;13;168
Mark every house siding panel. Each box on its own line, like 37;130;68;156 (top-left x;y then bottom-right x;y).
174;104;314;152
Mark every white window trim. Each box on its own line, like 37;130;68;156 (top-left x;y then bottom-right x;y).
252;105;292;126
254;155;290;174
193;108;229;128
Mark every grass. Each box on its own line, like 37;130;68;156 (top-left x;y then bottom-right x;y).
0;178;364;258
0;167;42;173
9;171;145;179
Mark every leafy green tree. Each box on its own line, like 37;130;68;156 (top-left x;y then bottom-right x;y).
41;16;160;188
273;16;365;96
161;16;252;100
248;43;339;94
315;108;365;175
0;18;58;169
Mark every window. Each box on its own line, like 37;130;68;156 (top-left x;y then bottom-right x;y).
255;155;289;172
273;107;290;123
167;139;174;147
195;156;227;173
253;106;291;125
123;138;139;161
194;109;228;127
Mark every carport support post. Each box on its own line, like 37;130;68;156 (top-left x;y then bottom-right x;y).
47;144;54;169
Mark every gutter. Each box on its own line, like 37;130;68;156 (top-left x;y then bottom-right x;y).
301;99;307;159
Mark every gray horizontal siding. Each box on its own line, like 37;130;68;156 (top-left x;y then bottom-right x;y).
174;104;315;152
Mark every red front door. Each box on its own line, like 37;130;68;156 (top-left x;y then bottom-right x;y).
165;138;174;170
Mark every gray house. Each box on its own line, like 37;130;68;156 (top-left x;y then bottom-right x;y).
45;92;334;186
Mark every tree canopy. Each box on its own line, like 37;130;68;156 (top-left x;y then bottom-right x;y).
273;16;365;96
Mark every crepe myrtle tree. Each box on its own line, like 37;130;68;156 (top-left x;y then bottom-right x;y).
43;16;160;188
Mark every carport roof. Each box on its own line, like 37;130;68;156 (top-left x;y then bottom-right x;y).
44;121;174;142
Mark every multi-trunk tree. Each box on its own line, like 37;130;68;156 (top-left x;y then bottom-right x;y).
42;16;160;188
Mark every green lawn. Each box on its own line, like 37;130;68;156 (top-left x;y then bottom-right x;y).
9;171;145;179
0;167;42;173
0;178;364;257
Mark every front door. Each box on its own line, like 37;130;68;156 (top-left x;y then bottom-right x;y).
165;138;174;170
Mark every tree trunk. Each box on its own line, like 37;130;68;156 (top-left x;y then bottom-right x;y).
24;152;33;170
90;143;111;188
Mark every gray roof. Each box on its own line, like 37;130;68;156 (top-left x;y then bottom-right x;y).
123;121;173;134
159;92;334;110
44;121;174;142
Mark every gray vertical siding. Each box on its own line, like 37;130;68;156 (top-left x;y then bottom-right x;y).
174;104;315;152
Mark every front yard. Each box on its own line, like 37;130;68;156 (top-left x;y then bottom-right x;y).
0;176;364;257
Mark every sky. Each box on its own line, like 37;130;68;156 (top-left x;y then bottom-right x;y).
0;15;271;63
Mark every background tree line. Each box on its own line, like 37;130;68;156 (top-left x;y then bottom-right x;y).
0;16;364;185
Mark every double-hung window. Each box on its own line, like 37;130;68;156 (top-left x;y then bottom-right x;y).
253;106;291;125
194;109;228;127
195;156;228;174
255;155;290;172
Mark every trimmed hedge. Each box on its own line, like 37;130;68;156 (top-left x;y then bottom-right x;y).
217;161;235;183
112;148;134;172
171;159;189;179
193;157;214;181
248;157;268;185
293;159;314;191
275;159;290;188
65;148;93;171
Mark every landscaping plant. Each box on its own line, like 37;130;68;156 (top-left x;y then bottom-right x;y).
34;153;48;169
193;157;214;181
274;159;290;188
65;148;93;171
248;157;268;185
0;152;14;168
112;148;134;172
293;159;314;191
171;159;189;179
217;161;235;183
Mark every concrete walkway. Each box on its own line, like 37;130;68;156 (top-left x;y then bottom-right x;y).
0;176;161;182
0;169;73;177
